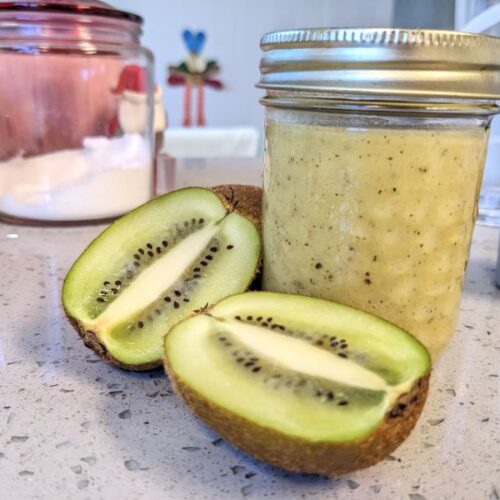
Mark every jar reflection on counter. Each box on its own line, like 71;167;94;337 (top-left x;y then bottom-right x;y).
262;109;489;358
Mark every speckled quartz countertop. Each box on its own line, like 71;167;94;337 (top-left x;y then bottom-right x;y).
0;222;499;500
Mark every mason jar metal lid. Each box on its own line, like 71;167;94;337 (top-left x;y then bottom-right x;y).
258;28;500;101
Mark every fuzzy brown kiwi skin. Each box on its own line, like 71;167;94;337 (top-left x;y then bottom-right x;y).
64;185;263;372
164;359;429;476
212;184;262;232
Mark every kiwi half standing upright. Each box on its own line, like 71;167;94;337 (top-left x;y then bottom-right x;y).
164;292;431;475
63;186;261;371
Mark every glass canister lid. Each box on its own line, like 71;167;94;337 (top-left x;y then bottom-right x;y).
258;28;500;101
0;0;142;23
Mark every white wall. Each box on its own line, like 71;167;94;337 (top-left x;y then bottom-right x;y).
110;0;395;129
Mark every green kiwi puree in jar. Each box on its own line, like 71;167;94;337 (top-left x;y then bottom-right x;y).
262;120;488;358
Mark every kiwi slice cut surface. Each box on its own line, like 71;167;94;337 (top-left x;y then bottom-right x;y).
164;292;431;475
63;187;261;370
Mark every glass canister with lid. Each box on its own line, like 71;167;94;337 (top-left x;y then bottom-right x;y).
258;28;500;359
0;0;161;224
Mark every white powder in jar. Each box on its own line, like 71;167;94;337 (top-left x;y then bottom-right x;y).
0;134;152;221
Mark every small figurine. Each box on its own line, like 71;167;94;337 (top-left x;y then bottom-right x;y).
110;64;167;152
168;30;224;127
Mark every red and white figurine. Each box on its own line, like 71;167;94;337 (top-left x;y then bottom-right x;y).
110;65;166;145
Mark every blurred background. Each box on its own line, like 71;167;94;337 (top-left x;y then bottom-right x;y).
109;0;456;130
108;0;500;213
2;0;499;224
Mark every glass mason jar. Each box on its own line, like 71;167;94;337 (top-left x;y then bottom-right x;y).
258;28;500;359
0;0;156;224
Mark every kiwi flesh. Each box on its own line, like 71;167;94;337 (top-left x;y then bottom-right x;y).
164;292;431;475
63;186;261;371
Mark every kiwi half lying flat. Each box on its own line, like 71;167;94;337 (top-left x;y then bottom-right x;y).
63;186;261;371
164;292;431;475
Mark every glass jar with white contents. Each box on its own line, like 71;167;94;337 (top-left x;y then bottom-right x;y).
0;0;159;224
258;28;500;359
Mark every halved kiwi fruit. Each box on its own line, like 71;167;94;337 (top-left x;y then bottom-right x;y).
164;292;431;475
63;186;261;371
